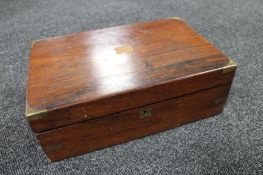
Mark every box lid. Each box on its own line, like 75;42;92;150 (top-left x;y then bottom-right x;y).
26;17;236;132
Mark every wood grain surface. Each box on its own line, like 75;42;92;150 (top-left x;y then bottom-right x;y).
26;18;235;132
37;84;231;162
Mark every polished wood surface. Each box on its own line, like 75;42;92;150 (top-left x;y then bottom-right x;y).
30;69;235;133
26;18;234;132
37;84;231;162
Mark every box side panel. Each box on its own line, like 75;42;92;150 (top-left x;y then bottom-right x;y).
36;83;232;162
29;68;235;133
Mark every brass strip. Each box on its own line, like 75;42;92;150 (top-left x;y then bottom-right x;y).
223;57;237;73
25;102;48;122
44;144;63;152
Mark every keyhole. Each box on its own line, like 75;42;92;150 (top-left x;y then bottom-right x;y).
140;107;152;119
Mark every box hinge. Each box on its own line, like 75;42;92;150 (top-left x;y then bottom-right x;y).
223;58;237;73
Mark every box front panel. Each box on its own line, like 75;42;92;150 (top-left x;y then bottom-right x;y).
36;84;232;162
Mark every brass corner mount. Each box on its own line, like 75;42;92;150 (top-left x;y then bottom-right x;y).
25;102;47;122
223;57;237;73
168;16;182;21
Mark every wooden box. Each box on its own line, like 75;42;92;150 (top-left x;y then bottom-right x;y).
26;17;237;162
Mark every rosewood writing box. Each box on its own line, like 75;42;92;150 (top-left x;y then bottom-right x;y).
26;17;237;162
